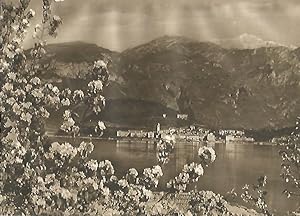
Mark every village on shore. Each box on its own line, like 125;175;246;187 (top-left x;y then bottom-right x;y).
116;123;255;144
115;114;255;144
48;113;276;144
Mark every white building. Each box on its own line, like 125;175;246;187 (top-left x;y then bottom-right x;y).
116;131;130;137
177;114;188;120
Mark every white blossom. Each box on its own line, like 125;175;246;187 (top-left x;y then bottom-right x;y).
86;159;98;171
98;121;106;130
21;112;32;123
61;98;71;106
2;83;13;91
7;72;16;80
30;77;41;85
94;60;107;68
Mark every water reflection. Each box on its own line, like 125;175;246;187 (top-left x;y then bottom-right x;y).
54;137;299;214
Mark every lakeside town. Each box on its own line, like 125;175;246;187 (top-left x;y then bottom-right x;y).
116;123;255;144
115;113;255;144
48;112;289;145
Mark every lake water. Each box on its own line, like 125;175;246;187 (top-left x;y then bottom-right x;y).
53;137;299;214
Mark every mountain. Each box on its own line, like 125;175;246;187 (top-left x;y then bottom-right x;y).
35;41;120;81
40;41;179;130
119;36;300;129
39;37;300;130
214;33;296;50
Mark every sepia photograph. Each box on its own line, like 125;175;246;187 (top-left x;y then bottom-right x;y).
0;0;300;215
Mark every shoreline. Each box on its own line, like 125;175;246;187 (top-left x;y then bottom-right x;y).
47;134;279;146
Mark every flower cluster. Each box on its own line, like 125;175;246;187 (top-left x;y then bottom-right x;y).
94;121;106;136
166;146;216;192
125;168;139;184
85;61;108;115
72;89;84;103
108;178;153;215
78;141;94;158
103;166;163;215
188;190;231;215
198;146;216;166
43;84;62;109
140;165;164;189
167;162;204;192
45;142;77;161
60;110;80;136
156;134;175;164
90;94;106;114
97;160;115;179
88;60;109;83
88;80;103;94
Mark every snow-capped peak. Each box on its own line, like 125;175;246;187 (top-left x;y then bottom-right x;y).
214;33;296;50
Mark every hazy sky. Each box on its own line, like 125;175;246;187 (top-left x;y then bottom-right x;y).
24;0;300;51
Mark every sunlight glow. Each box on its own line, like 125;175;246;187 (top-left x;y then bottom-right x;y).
190;10;216;41
98;10;121;51
22;0;300;50
163;6;182;35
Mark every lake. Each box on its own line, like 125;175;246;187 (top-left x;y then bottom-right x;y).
53;137;299;214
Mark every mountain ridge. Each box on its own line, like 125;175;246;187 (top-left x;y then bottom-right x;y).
38;36;300;130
